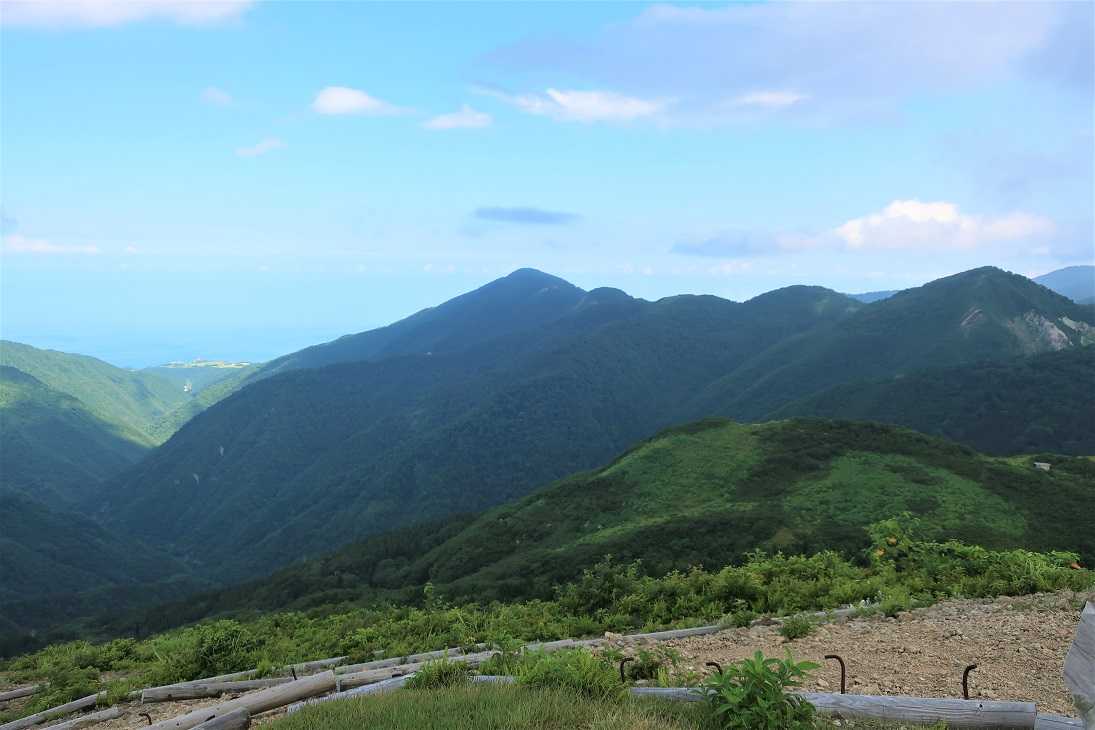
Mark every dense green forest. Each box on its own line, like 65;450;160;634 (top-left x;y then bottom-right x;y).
94;268;1094;586
687;267;1095;420
95;418;1095;638
774;346;1095;455
0;366;146;503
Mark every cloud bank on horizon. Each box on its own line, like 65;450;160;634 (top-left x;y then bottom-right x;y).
1;0;1091;350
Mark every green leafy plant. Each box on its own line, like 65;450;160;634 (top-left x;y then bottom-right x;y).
406;657;472;689
701;651;818;730
779;614;815;641
514;649;623;700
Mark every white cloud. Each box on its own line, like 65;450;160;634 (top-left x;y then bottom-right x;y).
1;0;254;28
235;137;285;158
2;234;100;255
479;86;666;123
834;200;1055;250
201;86;232;106
423;105;492;130
312;86;403;116
730;90;808;109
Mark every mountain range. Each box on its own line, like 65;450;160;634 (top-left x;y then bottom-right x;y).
2;264;1093;644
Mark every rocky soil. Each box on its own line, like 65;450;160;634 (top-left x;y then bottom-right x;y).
661;590;1092;716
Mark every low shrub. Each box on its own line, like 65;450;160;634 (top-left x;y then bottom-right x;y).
702;650;818;730
779;614;815;641
406;657;473;689
514;649;623;700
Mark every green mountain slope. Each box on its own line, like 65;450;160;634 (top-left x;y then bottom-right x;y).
0;366;146;502
119;418;1095;629
260;268;587;376
0;489;210;645
687;267;1095;420
771;347;1095;455
98;278;861;581
0;340;187;447
1034;265;1095;303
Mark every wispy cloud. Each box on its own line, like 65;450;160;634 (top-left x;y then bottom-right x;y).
477;86;665;123
474;207;579;225
201;86;232;106
729;91;808;110
1;0;255;28
236;137;285;158
673;200;1057;260
423;105;492;130
312;86;403;116
2;234;100;255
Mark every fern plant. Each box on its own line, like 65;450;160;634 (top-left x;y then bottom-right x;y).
701;650;818;730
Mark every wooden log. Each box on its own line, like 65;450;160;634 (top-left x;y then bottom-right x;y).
176;670;257;687
799;692;1037;728
286;675;415;715
632;688;1037;728
335;647;466;675
287;656;347;674
1036;715;1085;730
1064;601;1095;728
146;670;335;730
622;625;720;642
142;677;292;703
0;686;42;704
337;650;497;690
40;706;124;730
0;693;106;730
191;708;249;730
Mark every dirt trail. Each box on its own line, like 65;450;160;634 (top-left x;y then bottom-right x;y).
659;590;1092;716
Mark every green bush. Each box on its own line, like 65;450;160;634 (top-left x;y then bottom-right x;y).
702;651;818;730
406;657;473;689
514;649;623;700
779;614;815;641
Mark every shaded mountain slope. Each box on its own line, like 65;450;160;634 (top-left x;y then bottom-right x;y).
0;341;187;447
0;366;147;503
771;346;1095;455
685;267;1095;421
98;283;860;581
260;268;587;376
1034;265;1095;303
115;418;1095;633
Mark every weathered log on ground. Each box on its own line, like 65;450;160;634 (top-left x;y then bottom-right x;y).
287;657;347;674
286;675;415;715
0;686;42;704
335;647;466;675
190;708;249;730
337;650;498;690
146;671;335;730
632;688;1037;728
0;693;106;730
40;706;124;730
800;692;1037;729
1036;714;1085;730
622;626;720;642
142;678;293;703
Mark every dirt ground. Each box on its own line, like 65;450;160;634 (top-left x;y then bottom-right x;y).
3;590;1090;727
656;590;1092;716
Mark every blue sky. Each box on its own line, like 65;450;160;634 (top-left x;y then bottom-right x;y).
1;0;1092;366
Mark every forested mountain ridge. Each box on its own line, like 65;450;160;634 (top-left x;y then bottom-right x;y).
106;418;1095;636
772;346;1095;455
0;366;146;503
90;266;1095;586
1033;264;1095;303
684;266;1095;421
97;280;861;581
0;340;187;448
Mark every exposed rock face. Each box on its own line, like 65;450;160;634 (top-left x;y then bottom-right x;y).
1007;311;1072;353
